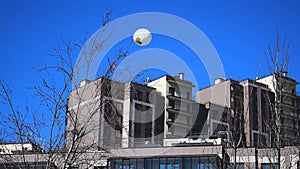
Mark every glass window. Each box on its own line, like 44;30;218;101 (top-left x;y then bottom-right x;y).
191;157;199;169
186;92;190;99
109;156;221;169
123;159;135;169
199;157;214;169
169;87;175;95
114;159;123;169
262;163;279;169
137;159;144;169
164;157;180;169
183;157;191;169
253;132;258;147
169;100;175;108
115;102;123;112
145;158;152;169
152;158;159;169
187;104;190;112
228;163;244;169
174;158;182;169
250;87;258;130
146;92;150;103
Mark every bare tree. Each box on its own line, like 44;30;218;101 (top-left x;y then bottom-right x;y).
226;81;246;169
0;11;132;168
259;29;297;169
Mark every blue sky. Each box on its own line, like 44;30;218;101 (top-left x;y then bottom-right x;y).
1;0;300;106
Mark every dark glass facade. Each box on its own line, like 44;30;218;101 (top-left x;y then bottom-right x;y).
108;155;222;169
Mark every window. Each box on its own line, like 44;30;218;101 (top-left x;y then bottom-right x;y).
160;163;179;169
94;167;107;169
169;87;175;96
250;87;258;130
187;117;191;125
109;156;221;169
168;113;175;121
135;91;142;101
115;102;123;112
262;163;279;169
135;103;141;111
146;92;150;103
186;92;190;99
228;163;244;169
169;100;175;109
212;121;228;135
187;104;190;113
292;88;295;95
183;157;191;169
145;158;152;169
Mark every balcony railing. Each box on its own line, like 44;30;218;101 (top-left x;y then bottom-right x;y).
166;107;194;116
281;102;299;109
167;95;194;103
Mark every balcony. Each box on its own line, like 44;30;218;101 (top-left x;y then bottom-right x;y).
171;122;190;129
166;117;190;129
167;94;194;104
167;118;173;122
167;105;174;109
166;107;194;117
281;102;299;109
281;110;298;119
281;91;299;98
280;125;298;132
166;76;195;88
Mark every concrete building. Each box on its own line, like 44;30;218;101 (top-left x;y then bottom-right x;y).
0;143;49;168
108;143;226;169
196;78;246;147
147;73;200;144
0;143;43;155
68;78;164;150
107;142;300;169
196;76;299;148
256;73;300;145
240;79;275;148
225;146;300;169
2;73;300;168
68;73;211;146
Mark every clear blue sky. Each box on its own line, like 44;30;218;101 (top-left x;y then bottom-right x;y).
1;0;300;106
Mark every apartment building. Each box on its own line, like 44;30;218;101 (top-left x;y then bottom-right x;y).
0;143;49;168
67;78;163;150
2;73;300;168
240;79;274;148
123;82;164;148
256;73;300;145
0;143;43;155
196;73;300;148
147;73;199;143
196;78;246;147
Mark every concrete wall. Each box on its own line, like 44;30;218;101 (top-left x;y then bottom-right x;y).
196;80;231;107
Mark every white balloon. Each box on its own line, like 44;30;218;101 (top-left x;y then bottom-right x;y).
133;28;152;46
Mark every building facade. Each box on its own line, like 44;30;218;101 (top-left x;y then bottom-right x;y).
256;73;300;146
147;73;199;144
108;144;226;169
3;73;300;168
68;78;164;150
239;79;274;148
196;78;246;147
